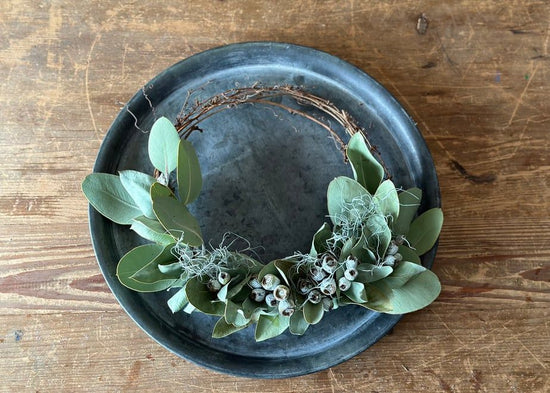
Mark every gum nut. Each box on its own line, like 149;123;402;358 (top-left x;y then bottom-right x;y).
308;289;322;304
207;279;222;292
320;278;336;295
248;275;262;289
345;257;358;270
384;255;396;267
278;300;295;316
273;284;290;301
387;242;399;256
218;271;231;285
344;268;358;281
338;277;351;291
298;278;312;294
265;293;278;307
322;296;334;311
321;255;338;273
261;273;281;290
394;252;403;262
250;288;266;302
310;266;326;282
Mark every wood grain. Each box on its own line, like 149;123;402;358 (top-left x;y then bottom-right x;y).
0;0;549;392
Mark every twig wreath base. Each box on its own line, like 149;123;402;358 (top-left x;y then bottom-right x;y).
82;85;443;341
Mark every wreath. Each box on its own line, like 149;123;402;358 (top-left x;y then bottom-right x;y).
82;86;443;341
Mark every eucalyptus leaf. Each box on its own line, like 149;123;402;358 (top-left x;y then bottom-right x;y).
351;234;377;264
116;244;176;292
346;132;384;194
185;277;225;316
376;269;441;314
327;176;371;226
373;179;399;222
167;286;189;313
310;222;332;256
130;216;175;246
364;214;391;258
82;173;142;225
303;301;324;325
384;261;426;288
177;139;202;204
397;244;421;264
359;283;393;312
148;117;181;174
150;182;174;199
217;282;229;301
213;318;249;338
153;195;203;246
130;242;179;284
407;208;444;256
255;314;290;342
226;274;251;299
340;237;355;261
289;309;310;335
356;263;393;283
242;297;265;319
274;259;295;286
344;281;368;303
225;300;249;327
393;187;422;236
158;262;185;276
119;170;157;219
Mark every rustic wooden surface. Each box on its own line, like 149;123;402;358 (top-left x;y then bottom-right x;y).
1;1;549;392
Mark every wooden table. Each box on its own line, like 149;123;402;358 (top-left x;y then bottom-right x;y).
1;1;549;391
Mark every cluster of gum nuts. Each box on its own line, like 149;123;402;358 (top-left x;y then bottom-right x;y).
248;273;296;317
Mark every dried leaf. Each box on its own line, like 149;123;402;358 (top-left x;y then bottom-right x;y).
346;132;384;194
177;139;202;204
255;314;290;341
119;170;156;219
407;208;443;256
373;179;399;222
148;117;180;174
393;187;422;236
152;195;203;246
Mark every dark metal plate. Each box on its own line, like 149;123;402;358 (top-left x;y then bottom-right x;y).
89;42;440;378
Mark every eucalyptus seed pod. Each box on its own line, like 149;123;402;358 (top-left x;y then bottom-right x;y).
278;299;295;316
310;266;326;282
265;292;278;307
250;288;266;303
298;278;314;294
338;277;352;291
383;255;396;267
394;252;403;262
218;271;231;285
248;274;262;289
319;278;337;296
322;296;335;312
344;268;358;281
207;278;222;292
261;273;281;290
321;254;338;274
273;284;290;301
387;241;399;256
308;289;322;304
345;256;358;270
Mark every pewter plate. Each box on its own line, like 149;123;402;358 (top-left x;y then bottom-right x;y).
89;42;440;378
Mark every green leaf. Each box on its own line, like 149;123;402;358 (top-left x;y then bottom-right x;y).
242;297;265;319
148;117;181;174
303;301;324;325
213;318;249;338
356;263;393;283
310;222;332;256
327;176;371;226
384;261;426;288
130;242;179;284
274;259;295;286
373;179;399;222
152;195;203;246
393;187;422;236
185;277;225;315
360;283;393;312
82;173;142;225
150;182;174;198
158;262;184;276
255;314;290;342
344;281;368;303
225;300;249;327
376;268;441;314
397;244;421;264
119;170;156;219
407;208;444;256
351;233;377;264
130;216;175;245
177;139;202;204
346;132;384;194
116;244;176;292
167;286;189;313
289;309;310;335
364;214;391;258
340;237;355;260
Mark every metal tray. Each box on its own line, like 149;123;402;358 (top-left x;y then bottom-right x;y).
89;42;440;378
